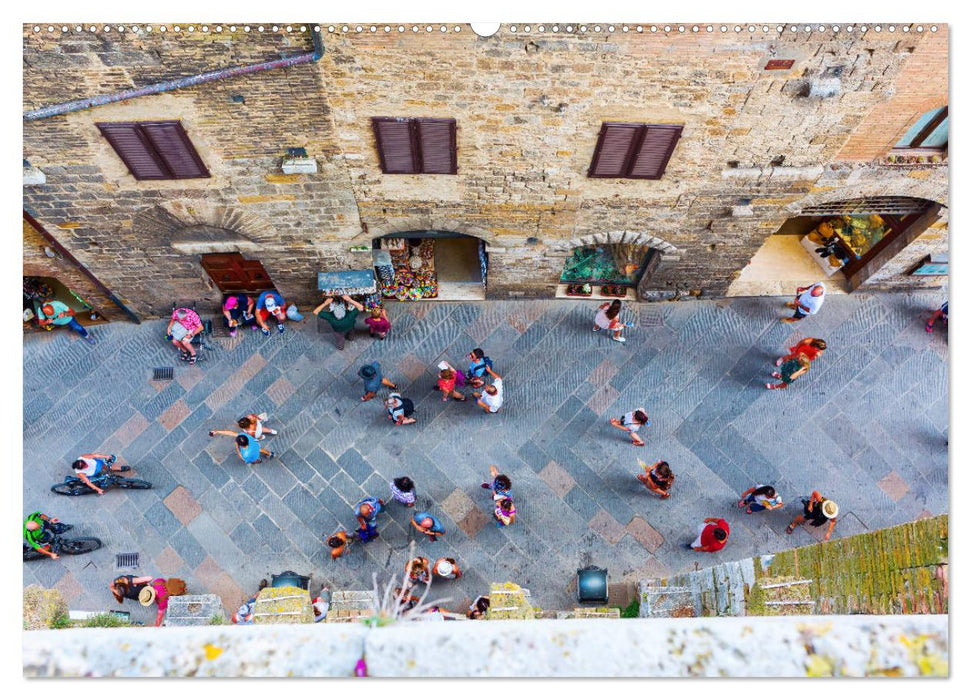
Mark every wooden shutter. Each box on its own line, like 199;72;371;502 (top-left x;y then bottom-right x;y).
372;118;418;173
588;122;683;179
97;121;209;180
628;125;683;179
588;123;642;177
141;122;210;178
97;123;169;180
416;118;457;174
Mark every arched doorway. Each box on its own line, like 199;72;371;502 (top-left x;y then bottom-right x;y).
372;231;487;301
729;196;943;295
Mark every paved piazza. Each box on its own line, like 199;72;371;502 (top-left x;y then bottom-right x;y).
23;294;948;621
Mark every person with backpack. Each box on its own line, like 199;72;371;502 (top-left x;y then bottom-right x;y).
786;491;838;541
467;348;493;389
386;392;417;425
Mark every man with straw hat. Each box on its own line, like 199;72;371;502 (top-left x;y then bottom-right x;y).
786;490;839;541
432;557;462;580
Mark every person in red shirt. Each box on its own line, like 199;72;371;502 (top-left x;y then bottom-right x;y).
435;362;467;402
774;337;826;367
687;518;730;552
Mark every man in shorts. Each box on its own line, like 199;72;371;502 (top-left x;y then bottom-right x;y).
222;294;255;337
386;392;416;425
255;290;287;336
166;307;203;364
473;366;504;414
610;409;649;446
783;282;825;323
313;294;363;350
71;452;130;495
786;490;838;541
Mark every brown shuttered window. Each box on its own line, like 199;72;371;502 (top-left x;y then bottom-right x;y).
372;117;457;174
588;122;683;180
96;121;210;180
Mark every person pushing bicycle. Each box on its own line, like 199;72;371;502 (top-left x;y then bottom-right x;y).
23;511;70;560
71;452;129;495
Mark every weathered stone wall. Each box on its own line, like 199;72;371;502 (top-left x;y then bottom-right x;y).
23;24;948;316
22;615;948;677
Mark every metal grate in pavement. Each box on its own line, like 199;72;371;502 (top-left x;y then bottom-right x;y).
116;552;139;569
152;367;174;381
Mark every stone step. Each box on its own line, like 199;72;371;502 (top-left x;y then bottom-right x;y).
164;594;224;627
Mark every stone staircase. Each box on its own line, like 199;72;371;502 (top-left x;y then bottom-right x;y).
324;590;375;624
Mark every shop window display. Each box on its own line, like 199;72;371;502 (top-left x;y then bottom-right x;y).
379;238;439;301
803;215;891;273
560;244;649;296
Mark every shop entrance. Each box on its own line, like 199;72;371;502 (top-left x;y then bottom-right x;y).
372;232;486;301
727;197;941;296
200;253;276;295
556;243;655;301
23;276;107;334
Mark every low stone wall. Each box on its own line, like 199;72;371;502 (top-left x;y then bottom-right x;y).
23;615;947;677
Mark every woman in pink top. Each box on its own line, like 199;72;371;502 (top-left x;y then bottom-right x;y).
167;308;203;364
365;307;391;340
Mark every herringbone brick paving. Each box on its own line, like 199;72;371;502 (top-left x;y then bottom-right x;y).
22;293;948;622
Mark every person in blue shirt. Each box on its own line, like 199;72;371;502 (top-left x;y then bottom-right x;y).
466;348;492;389
37;300;96;345
255;290;287;336
358;362;398;402
208;429;275;464
355;497;385;542
411;512;445;542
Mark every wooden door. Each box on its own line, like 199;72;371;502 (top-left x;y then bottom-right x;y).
200;253;275;294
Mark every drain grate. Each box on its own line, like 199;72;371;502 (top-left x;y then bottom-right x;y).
152;367;174;381
116;552;139;569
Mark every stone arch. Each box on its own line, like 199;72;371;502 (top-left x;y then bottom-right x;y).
786;184;948;225
353;216;499;246
133;201;277;252
554;230;680;258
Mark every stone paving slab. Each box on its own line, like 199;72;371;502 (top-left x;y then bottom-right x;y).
23;294;947;616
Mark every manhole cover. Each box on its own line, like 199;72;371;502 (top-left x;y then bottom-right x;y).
116;552;139;568
153;367;174;381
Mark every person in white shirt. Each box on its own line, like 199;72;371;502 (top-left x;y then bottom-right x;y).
473;367;504;413
783;282;825;323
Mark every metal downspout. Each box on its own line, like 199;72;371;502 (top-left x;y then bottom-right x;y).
23;210;143;324
23;29;324;121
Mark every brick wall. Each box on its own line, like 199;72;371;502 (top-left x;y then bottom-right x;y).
23;23;948;316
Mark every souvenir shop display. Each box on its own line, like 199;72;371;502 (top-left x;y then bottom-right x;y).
381;238;438;301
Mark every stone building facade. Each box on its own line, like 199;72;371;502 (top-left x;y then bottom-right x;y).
23;22;948;319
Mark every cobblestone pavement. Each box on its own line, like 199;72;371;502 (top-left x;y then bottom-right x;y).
22;293;948;621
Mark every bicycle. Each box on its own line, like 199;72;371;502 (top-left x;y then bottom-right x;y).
24;527;102;561
50;470;153;496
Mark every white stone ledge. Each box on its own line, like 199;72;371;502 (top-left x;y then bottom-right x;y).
22;615;947;678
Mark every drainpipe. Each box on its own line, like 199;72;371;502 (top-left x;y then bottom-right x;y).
23;210;143;324
24;29;324;121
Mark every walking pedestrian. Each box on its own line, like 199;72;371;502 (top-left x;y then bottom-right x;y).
222;294;255;337
494;498;517;528
364;307;392;340
481;465;512;498
355;497;385;542
467;595;490;619
208;430;275;464
686;518;730;553
775;338;826;367
786;491;838;541
313;294;363;349
636;460;674;499
139;577;187;627
411;512;445;542
36;299;96;345
386;392;417;425
472;366;504;413
593;299;628;342
466;348;493;389
359;362;397;402
436;361;468;402
610;409;649;446
738;485;784;514
255;290;288;336
765;353;811;390
432;557;462;580
925;301;948;333
782;282;825;323
327;529;351;560
237;412;278;440
389;476;417;507
166;307;203;364
406;556;431;585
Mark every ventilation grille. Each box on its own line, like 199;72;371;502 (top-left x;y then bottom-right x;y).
152;367;174;381
116;552;139;569
802;197;933;216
